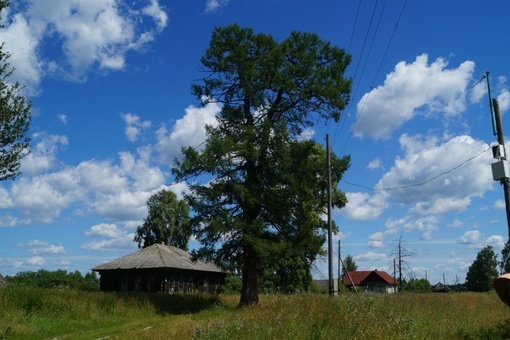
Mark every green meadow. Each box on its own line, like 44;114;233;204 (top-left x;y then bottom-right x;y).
1;287;510;339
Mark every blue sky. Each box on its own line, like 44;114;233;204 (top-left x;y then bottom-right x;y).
1;0;510;286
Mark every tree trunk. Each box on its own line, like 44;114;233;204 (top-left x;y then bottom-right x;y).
238;244;259;307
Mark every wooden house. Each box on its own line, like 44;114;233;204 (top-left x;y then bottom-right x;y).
343;270;398;293
92;244;226;294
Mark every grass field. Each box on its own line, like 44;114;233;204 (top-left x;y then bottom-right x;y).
1;286;510;339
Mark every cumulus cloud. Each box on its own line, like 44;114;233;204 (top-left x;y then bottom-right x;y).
121;113;151;142
82;222;136;252
156;102;220;165
1;141;172;226
457;230;504;249
20;133;68;176
376;134;493;215
341;192;388;220
354;54;475;140
0;0;168;92
458;230;483;246
385;216;439;240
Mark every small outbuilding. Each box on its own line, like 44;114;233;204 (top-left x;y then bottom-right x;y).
431;282;450;293
343;270;398;293
92;244;226;294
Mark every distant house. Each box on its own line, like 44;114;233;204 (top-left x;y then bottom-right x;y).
343;270;398;293
431;282;450;293
0;273;6;287
92;244;226;294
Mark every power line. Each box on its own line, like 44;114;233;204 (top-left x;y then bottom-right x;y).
335;0;409;154
341;146;491;192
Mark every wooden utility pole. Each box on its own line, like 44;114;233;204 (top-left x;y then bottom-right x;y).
338;239;341;282
326;134;334;297
492;98;510;239
398;238;402;289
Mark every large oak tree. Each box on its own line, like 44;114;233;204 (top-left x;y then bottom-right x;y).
173;24;351;306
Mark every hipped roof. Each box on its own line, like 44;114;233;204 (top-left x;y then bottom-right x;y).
92;243;225;274
344;270;397;286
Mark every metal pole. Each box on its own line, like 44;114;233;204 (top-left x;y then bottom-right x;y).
327;134;334;297
493;99;510;239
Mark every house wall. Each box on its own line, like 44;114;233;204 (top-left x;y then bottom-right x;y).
97;268;225;294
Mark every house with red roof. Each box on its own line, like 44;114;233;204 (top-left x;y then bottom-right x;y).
343;270;398;293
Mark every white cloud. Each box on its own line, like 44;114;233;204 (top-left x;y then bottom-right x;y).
20;133;68;176
143;0;168;31
27;256;45;266
448;219;464;228
205;0;230;13
383;216;439;240
121;113;151;142
0;0;167;91
82;231;135;252
497;88;510;113
354;54;475;140
458;230;483;246
377;134;493;215
58;114;68;124
156;102;220;165
355;252;388;262
495;199;506;210
367;158;382;170
341;192;388;220
85;223;125;238
486;235;505;249
2;142;171;226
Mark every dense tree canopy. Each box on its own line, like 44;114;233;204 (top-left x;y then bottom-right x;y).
0;0;31;181
465;245;498;292
174;24;351;306
134;190;192;250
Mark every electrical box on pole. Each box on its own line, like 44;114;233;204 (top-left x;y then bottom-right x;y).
491;160;510;181
493;144;506;160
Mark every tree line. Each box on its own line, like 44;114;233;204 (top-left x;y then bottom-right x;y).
4;269;99;291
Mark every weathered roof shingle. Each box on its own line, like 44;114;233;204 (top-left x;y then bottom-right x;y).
92;244;224;273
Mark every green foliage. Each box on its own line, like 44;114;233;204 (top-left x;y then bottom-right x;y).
465;245;498;292
222;274;242;294
0;1;32;182
402;278;431;293
5;269;99;291
341;254;357;279
134;189;192;250
174;24;351;306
